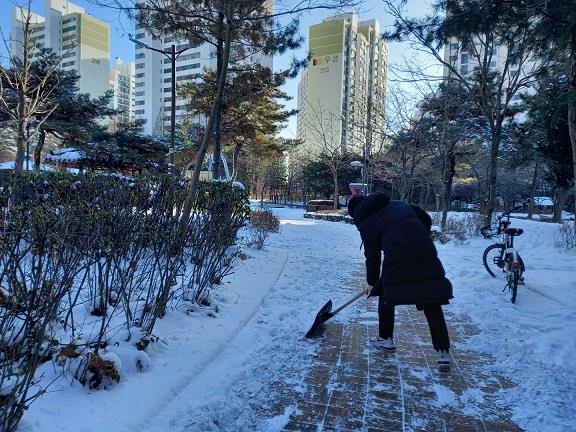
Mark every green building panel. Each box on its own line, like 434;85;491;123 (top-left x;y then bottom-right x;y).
310;19;345;57
79;15;109;53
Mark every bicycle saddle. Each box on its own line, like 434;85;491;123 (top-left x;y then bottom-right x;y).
504;228;523;236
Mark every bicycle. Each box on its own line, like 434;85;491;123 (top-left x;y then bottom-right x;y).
481;206;525;303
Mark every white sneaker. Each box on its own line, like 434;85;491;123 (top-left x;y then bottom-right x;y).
438;350;451;372
371;337;396;353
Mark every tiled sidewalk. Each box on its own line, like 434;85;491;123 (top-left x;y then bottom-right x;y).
258;297;523;431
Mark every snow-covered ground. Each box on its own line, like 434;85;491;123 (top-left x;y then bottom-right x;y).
21;208;575;432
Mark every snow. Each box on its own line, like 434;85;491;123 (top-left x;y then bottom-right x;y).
18;208;576;432
0;159;54;171
45;147;87;162
532;196;554;206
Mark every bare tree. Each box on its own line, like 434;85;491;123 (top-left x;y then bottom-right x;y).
0;2;67;172
304;101;350;209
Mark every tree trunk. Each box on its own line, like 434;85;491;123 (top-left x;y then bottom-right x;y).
485;128;502;225
213;12;225;180
553;186;568;223
441;150;456;231
528;162;539;220
332;167;339;210
568;31;576;234
230;142;242;181
34;127;46;171
15;116;27;172
178;4;233;240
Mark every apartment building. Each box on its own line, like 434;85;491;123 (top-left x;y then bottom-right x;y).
11;0;111;98
297;13;388;157
109;58;135;129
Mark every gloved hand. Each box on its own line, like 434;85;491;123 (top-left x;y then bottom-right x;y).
365;285;373;296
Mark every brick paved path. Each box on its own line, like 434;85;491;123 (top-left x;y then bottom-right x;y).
254;289;524;431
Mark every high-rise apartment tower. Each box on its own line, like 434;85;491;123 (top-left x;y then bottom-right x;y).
297;13;388;157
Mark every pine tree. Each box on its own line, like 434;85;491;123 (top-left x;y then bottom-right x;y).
523;65;574;222
524;0;576;228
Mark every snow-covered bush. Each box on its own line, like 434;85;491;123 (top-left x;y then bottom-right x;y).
0;172;249;430
246;209;280;250
555;223;576;249
0;179;87;432
180;182;249;306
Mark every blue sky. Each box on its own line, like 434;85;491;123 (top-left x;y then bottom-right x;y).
0;0;434;137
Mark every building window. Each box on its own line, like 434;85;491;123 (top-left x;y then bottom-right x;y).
460;53;469;64
164;78;172;83
176;63;200;72
489;60;497;69
177;52;201;62
460;64;468;75
62;25;76;33
164;68;172;74
164;36;176;43
449;55;458;62
450;42;459;51
163;88;171;92
135;82;145;88
135;109;145;115
176;74;196;81
62;17;76;25
135;100;145;106
135;91;145;96
62;61;75;67
135;33;145;40
62;35;75;42
136;63;145;69
136;73;144;78
135;53;145;59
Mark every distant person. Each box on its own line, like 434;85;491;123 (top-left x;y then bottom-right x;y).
347;187;453;371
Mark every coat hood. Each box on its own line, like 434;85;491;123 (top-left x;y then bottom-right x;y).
348;193;390;226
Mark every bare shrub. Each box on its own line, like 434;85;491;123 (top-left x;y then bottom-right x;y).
555;223;576;249
0;172;249;430
246;209;280;250
180;182;249;306
461;213;484;238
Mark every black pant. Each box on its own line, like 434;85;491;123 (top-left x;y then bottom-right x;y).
378;296;450;352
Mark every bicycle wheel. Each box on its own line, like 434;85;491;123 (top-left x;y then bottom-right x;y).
483;244;505;278
510;269;519;304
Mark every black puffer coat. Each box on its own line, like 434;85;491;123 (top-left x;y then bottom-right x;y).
348;194;453;307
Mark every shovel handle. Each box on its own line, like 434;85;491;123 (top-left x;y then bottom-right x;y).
331;290;366;316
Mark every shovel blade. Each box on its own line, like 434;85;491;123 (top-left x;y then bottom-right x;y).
305;299;333;338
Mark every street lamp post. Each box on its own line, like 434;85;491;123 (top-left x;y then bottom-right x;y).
129;36;191;170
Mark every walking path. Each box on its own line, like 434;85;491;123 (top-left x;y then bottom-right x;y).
251;275;524;432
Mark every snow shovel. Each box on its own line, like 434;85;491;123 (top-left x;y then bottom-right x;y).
305;291;366;338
